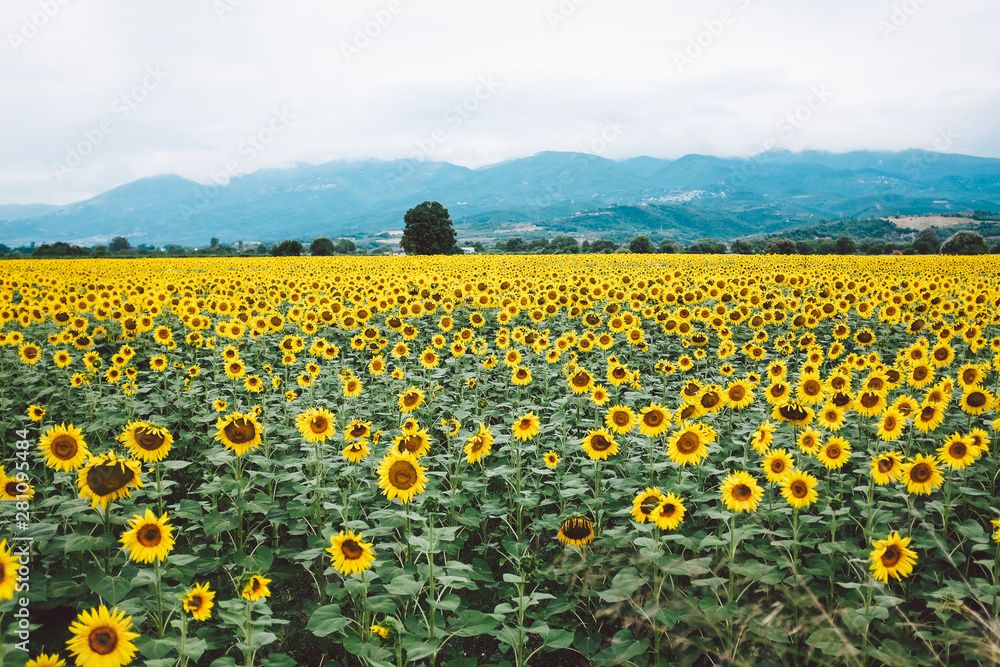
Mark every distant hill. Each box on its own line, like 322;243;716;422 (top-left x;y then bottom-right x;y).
2;149;999;247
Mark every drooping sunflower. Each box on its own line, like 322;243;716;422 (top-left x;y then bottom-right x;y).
901;453;944;495
39;423;90;471
120;508;175;564
719;470;764;513
398;386;425;413
65;605;140;667
630;487;667;524
295;407;337;443
780;470;819;509
241;575;272;601
637;403;671;438
870;451;904;485
0;539;16;600
543;451;559;469
650;493;686;530
182;582;216;621
667;422;714;467
937;433;979;469
771;401;814;427
77;452;144;509
557;516;595;547
118;421;173;463
464;423;494;464
604;405;636;435
761;449;795;483
26;653;66;667
376;450;429;504
342;440;370;463
327;530;376;576
511;411;541;441
869;532;917;584
581;428;620;461
214;411;263;456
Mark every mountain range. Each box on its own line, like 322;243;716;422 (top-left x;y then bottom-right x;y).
2;149;999;247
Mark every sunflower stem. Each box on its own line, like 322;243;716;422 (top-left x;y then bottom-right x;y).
154;557;164;639
103;503;112;576
244;598;254;667
179;609;189;667
942;471;953;540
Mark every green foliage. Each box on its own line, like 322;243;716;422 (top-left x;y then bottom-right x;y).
309;238;335;256
271;240;303;257
939;230;990;255
109;236;131;253
629;235;655;254
401;201;457;255
766;238;798;255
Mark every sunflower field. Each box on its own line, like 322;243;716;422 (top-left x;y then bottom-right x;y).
1;254;1000;667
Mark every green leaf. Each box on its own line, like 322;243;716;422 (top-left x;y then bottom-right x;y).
428;593;461;611
234;545;274;571
385;574;423;597
261;654;297;667
401;634;441;661
179;638;208;661
598;567;649;603
542;629;575;650
307;605;351;637
203;511;239;536
65;533;113;553
365;595;397;614
450;610;501;637
85;570;133;606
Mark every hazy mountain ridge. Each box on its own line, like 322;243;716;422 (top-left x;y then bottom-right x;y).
3;150;999;247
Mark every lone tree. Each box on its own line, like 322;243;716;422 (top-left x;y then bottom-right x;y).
310;238;335;256
939;230;990;255
108;236;131;254
401;201;457;255
629;235;655;254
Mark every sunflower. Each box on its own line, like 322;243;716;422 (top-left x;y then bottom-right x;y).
874;408;906;442
912;402;945;433
182;582;216;621
224;359;246;380
557;516;595;547
66;605;139;667
568;367;595;394
241;575;272;601
765;380;792;405
720;471;764;513
869;532;917;584
630;487;667;524
120;508;175;563
18;343;42;365
650;493;686;530
118;421;173;463
817;436;851;470
543;451;559;469
464;424;494;464
637;403;670;438
796;427;822;456
870;451;904;485
376;450;429;504
750;421;776;455
780;470;819;509
901;453;944;495
581;428;619;461
27;404;46;421
511;366;532;386
26;653;66;667
295;407;337;443
342;440;370;463
39;423;90;471
214;411;263;456
589;384;610;406
723;380;754;410
327;530;376;576
398;386;425;413
761;449;795;483
667;422;714;467
797;374;826;405
0;539;16;600
244;375;264;393
345;419;372;441
959;386;993;416
1;471;34;500
992;517;1000;544
604;405;636;435
771;401;814;427
816;404;847;432
393;428;432;458
77;452;144;509
371;624;390;639
511;411;541;441
937;433;979;469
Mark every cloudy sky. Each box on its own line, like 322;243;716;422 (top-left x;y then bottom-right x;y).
2;0;998;205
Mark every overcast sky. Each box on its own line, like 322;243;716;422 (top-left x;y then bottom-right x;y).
2;0;998;205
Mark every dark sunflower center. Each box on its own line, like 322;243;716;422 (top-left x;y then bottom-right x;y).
860;393;879;408
561;519;592;540
612;412;630;426
858;332;872;343
388;461;417;490
780;405;808;421
913;366;928;381
403;393;419;407
350;425;367;438
470;437;485;453
5;481;21;497
24;347;38;359
729;386;746;401
684;383;699;397
310;418;328;433
963;369;978;385
640;496;659;514
590;435;612;452
832;393;851;407
251;578;261;592
878;458;894;473
771;460;785;473
88;626;118;655
87;463;135;495
881;544;902;567
612;367;627;379
701;393;720;408
803;380;821;395
732;484;752;501
136;429;166;451
826;445;842;460
910;463;931;483
399;435;422;453
676;432;699;455
643;410;664;427
919;406;936;422
660;503;677;517
138;525;162;547
224;419;256;445
791;481;807;498
51;434;79;460
967;392;987;408
883;416;897;430
571;372;590;387
516;369;528;379
949;442;967;459
187;595;203;611
934;348;949;360
228;363;241;374
771;385;786;397
518;419;533;431
341;539;364;560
